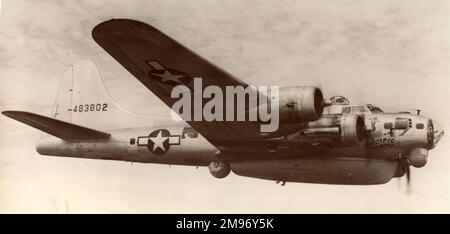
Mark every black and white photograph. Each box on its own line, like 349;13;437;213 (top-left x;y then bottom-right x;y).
0;0;449;217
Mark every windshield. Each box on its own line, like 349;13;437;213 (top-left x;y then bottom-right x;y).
367;105;383;113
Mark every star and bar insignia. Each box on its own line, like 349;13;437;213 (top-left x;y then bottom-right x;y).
137;129;180;155
145;60;192;86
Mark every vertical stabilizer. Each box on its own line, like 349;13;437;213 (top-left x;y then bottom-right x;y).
51;59;153;130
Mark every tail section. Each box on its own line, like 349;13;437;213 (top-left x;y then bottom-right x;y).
3;59;171;139
51;59;149;130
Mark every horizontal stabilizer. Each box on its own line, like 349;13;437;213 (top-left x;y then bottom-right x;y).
2;111;111;140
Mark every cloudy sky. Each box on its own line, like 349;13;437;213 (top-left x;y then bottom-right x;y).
1;0;450;213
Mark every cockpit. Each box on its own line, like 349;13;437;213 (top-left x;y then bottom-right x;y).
325;96;384;115
342;104;383;114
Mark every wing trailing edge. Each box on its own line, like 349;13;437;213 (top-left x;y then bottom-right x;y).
2;111;111;140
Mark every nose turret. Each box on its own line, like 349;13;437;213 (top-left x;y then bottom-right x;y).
404;117;443;168
428;119;444;149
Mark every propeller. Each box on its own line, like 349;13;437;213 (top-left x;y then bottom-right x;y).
398;155;412;194
406;166;411;186
405;165;412;195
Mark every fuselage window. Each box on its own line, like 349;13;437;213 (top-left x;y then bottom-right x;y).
416;123;424;129
130;138;136;145
394;118;410;129
384;122;393;129
182;127;199;138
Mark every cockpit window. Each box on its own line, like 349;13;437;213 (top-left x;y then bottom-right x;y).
351;106;368;113
367;105;383;113
340;104;384;114
342;107;351;114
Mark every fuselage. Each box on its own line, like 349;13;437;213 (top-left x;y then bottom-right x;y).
35;103;443;185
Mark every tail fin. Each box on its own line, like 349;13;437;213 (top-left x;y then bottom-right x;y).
51;59;148;130
4;59;169;136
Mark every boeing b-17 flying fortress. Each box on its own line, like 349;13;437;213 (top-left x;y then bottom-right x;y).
2;19;444;187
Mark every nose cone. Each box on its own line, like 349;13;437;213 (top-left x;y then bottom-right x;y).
428;119;444;149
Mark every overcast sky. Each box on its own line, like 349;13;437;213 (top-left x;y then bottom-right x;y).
1;0;450;213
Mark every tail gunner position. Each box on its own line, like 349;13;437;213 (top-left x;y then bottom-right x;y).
2;19;444;186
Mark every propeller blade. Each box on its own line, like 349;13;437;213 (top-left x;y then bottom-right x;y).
406;166;412;195
406;166;411;185
397;156;412;195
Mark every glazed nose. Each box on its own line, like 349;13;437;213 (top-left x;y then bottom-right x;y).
428;119;444;149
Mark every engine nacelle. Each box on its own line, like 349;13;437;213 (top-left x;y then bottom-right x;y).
408;148;428;168
208;161;231;178
278;87;324;124
296;114;366;147
340;114;365;146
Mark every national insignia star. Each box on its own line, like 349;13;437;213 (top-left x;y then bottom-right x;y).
153;70;184;84
149;130;168;151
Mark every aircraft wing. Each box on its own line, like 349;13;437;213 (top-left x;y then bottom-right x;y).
92;19;272;144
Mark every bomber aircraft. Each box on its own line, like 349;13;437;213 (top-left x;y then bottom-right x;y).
2;19;444;186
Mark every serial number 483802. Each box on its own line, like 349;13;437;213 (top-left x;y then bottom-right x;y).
72;103;108;112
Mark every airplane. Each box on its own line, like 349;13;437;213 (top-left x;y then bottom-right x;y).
2;19;444;186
